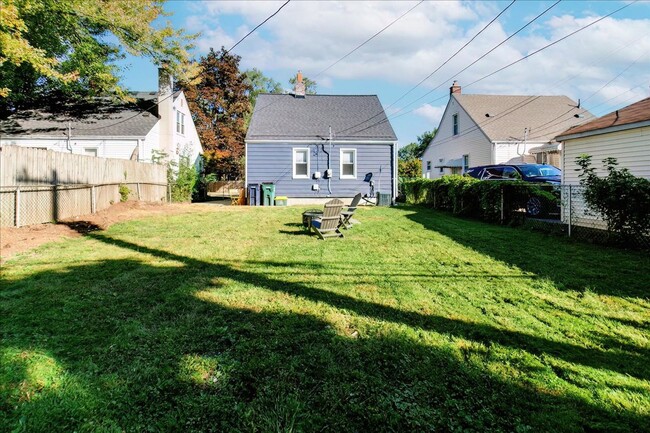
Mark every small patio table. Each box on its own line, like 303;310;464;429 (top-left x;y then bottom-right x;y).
302;209;323;230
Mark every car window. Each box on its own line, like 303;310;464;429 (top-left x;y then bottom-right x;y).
482;167;504;179
502;167;520;179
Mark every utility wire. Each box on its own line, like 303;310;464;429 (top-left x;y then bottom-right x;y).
344;0;636;138
75;1;292;132
341;0;517;133
337;0;558;136
313;1;424;79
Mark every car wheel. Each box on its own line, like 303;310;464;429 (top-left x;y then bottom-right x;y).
526;197;543;217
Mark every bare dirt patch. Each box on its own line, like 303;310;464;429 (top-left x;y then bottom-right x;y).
0;201;204;262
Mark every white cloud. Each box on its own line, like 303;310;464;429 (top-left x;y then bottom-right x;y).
413;104;446;125
185;1;650;118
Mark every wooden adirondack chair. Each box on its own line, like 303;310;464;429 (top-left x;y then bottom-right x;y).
310;199;344;239
339;193;362;229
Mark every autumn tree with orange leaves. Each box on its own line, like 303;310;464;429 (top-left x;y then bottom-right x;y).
182;47;251;180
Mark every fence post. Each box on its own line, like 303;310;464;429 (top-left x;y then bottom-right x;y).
167;184;171;203
500;185;504;224
567;185;572;237
91;185;96;213
15;186;21;227
136;182;141;201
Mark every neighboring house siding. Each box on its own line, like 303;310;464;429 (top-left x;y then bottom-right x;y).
493;142;540;165
0;137;139;159
562;125;650;184
420;97;491;178
561;125;650;230
172;93;203;166
247;142;393;198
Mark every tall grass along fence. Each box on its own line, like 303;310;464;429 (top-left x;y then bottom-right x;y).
401;176;649;249
0;146;168;227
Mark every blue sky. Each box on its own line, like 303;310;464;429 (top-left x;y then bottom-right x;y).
118;1;650;147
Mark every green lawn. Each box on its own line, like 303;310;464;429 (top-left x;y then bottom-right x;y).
1;205;649;432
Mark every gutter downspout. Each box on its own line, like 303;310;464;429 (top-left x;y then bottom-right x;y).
66;122;72;153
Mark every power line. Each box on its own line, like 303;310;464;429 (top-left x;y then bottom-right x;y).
339;0;517;134
344;0;637;138
337;0;558;136
227;0;291;54
313;1;424;79
75;1;292;132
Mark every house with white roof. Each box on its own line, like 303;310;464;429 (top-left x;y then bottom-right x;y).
420;82;594;178
0;70;202;166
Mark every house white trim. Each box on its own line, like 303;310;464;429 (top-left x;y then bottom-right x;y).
339;148;357;179
292;147;310;179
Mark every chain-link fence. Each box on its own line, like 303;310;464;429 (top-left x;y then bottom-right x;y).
504;184;649;249
0;182;168;228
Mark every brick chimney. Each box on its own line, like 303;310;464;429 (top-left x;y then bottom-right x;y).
450;80;461;96
158;67;175;159
293;70;306;98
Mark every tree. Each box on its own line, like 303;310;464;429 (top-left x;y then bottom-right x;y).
398;129;437;161
289;75;317;94
182;47;251;180
0;0;197;115
244;68;282;107
399;159;422;178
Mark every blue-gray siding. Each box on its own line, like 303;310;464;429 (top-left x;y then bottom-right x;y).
246;142;395;198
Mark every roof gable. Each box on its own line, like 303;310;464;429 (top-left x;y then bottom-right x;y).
246;94;397;141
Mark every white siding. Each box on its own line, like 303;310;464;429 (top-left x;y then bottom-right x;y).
562;125;650;184
172;92;203;167
420;96;491;179
561;125;650;229
494;142;542;164
0;137;138;159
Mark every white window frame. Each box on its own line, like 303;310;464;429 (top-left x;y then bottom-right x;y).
176;111;185;135
452;113;459;135
426;161;431;171
292;148;310;179
339;148;357;179
462;154;469;172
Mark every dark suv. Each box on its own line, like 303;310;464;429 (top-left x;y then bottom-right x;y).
465;164;561;184
465;164;561;217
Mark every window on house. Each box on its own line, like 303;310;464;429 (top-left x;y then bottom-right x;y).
84;148;97;157
462;154;469;172
293;148;309;178
452;113;459;135
426;161;431;171
340;149;357;179
176;111;185;135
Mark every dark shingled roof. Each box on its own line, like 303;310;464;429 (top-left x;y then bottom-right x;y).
556;96;650;139
0;91;180;138
246;94;397;141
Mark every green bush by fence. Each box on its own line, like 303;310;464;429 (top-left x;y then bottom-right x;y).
400;176;556;222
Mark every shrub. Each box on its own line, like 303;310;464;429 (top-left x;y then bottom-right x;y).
168;153;198;203
400;176;557;223
118;184;130;202
576;155;650;240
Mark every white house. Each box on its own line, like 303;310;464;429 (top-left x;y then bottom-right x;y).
0;69;202;166
557;96;650;184
420;82;594;178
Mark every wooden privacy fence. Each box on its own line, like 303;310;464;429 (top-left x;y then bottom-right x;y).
0;146;168;227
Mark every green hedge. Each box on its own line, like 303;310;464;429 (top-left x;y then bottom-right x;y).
401;176;556;222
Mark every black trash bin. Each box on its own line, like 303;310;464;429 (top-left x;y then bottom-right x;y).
248;183;260;206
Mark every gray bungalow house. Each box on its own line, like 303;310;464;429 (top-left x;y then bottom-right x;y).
245;76;398;205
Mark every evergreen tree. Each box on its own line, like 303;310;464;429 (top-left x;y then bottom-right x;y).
182;47;251;180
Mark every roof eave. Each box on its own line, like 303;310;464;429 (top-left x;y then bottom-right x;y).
556;119;650;142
